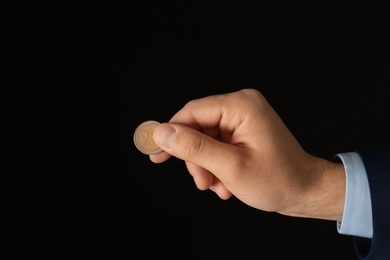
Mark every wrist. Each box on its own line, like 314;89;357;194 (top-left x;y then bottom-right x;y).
279;157;346;221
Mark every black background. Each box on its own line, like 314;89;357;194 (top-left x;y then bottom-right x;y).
2;2;390;259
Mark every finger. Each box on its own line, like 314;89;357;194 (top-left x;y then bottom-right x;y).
186;161;214;190
153;122;240;180
209;180;233;200
187;161;233;200
149;150;172;163
168;90;245;131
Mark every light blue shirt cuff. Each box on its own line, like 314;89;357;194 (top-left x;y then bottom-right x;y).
334;152;373;238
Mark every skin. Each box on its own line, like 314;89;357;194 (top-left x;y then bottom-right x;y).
150;88;346;221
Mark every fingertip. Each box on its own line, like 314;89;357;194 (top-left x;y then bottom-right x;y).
153;123;177;150
149;151;172;163
209;184;233;200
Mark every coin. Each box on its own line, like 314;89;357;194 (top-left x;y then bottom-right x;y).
133;120;163;155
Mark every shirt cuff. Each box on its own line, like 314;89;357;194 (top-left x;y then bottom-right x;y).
334;152;373;238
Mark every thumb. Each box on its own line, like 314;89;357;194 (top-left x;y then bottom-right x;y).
153;123;235;175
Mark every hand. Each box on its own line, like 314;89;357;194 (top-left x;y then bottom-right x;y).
150;88;345;221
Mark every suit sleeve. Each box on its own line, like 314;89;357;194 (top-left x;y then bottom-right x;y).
353;145;390;259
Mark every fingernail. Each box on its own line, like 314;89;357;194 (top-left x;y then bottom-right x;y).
154;124;177;150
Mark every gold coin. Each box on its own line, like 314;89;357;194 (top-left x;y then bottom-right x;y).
133;120;163;155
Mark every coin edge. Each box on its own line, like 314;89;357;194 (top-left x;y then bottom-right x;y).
133;120;163;155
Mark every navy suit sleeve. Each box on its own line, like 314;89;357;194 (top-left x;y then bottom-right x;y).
354;145;390;259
